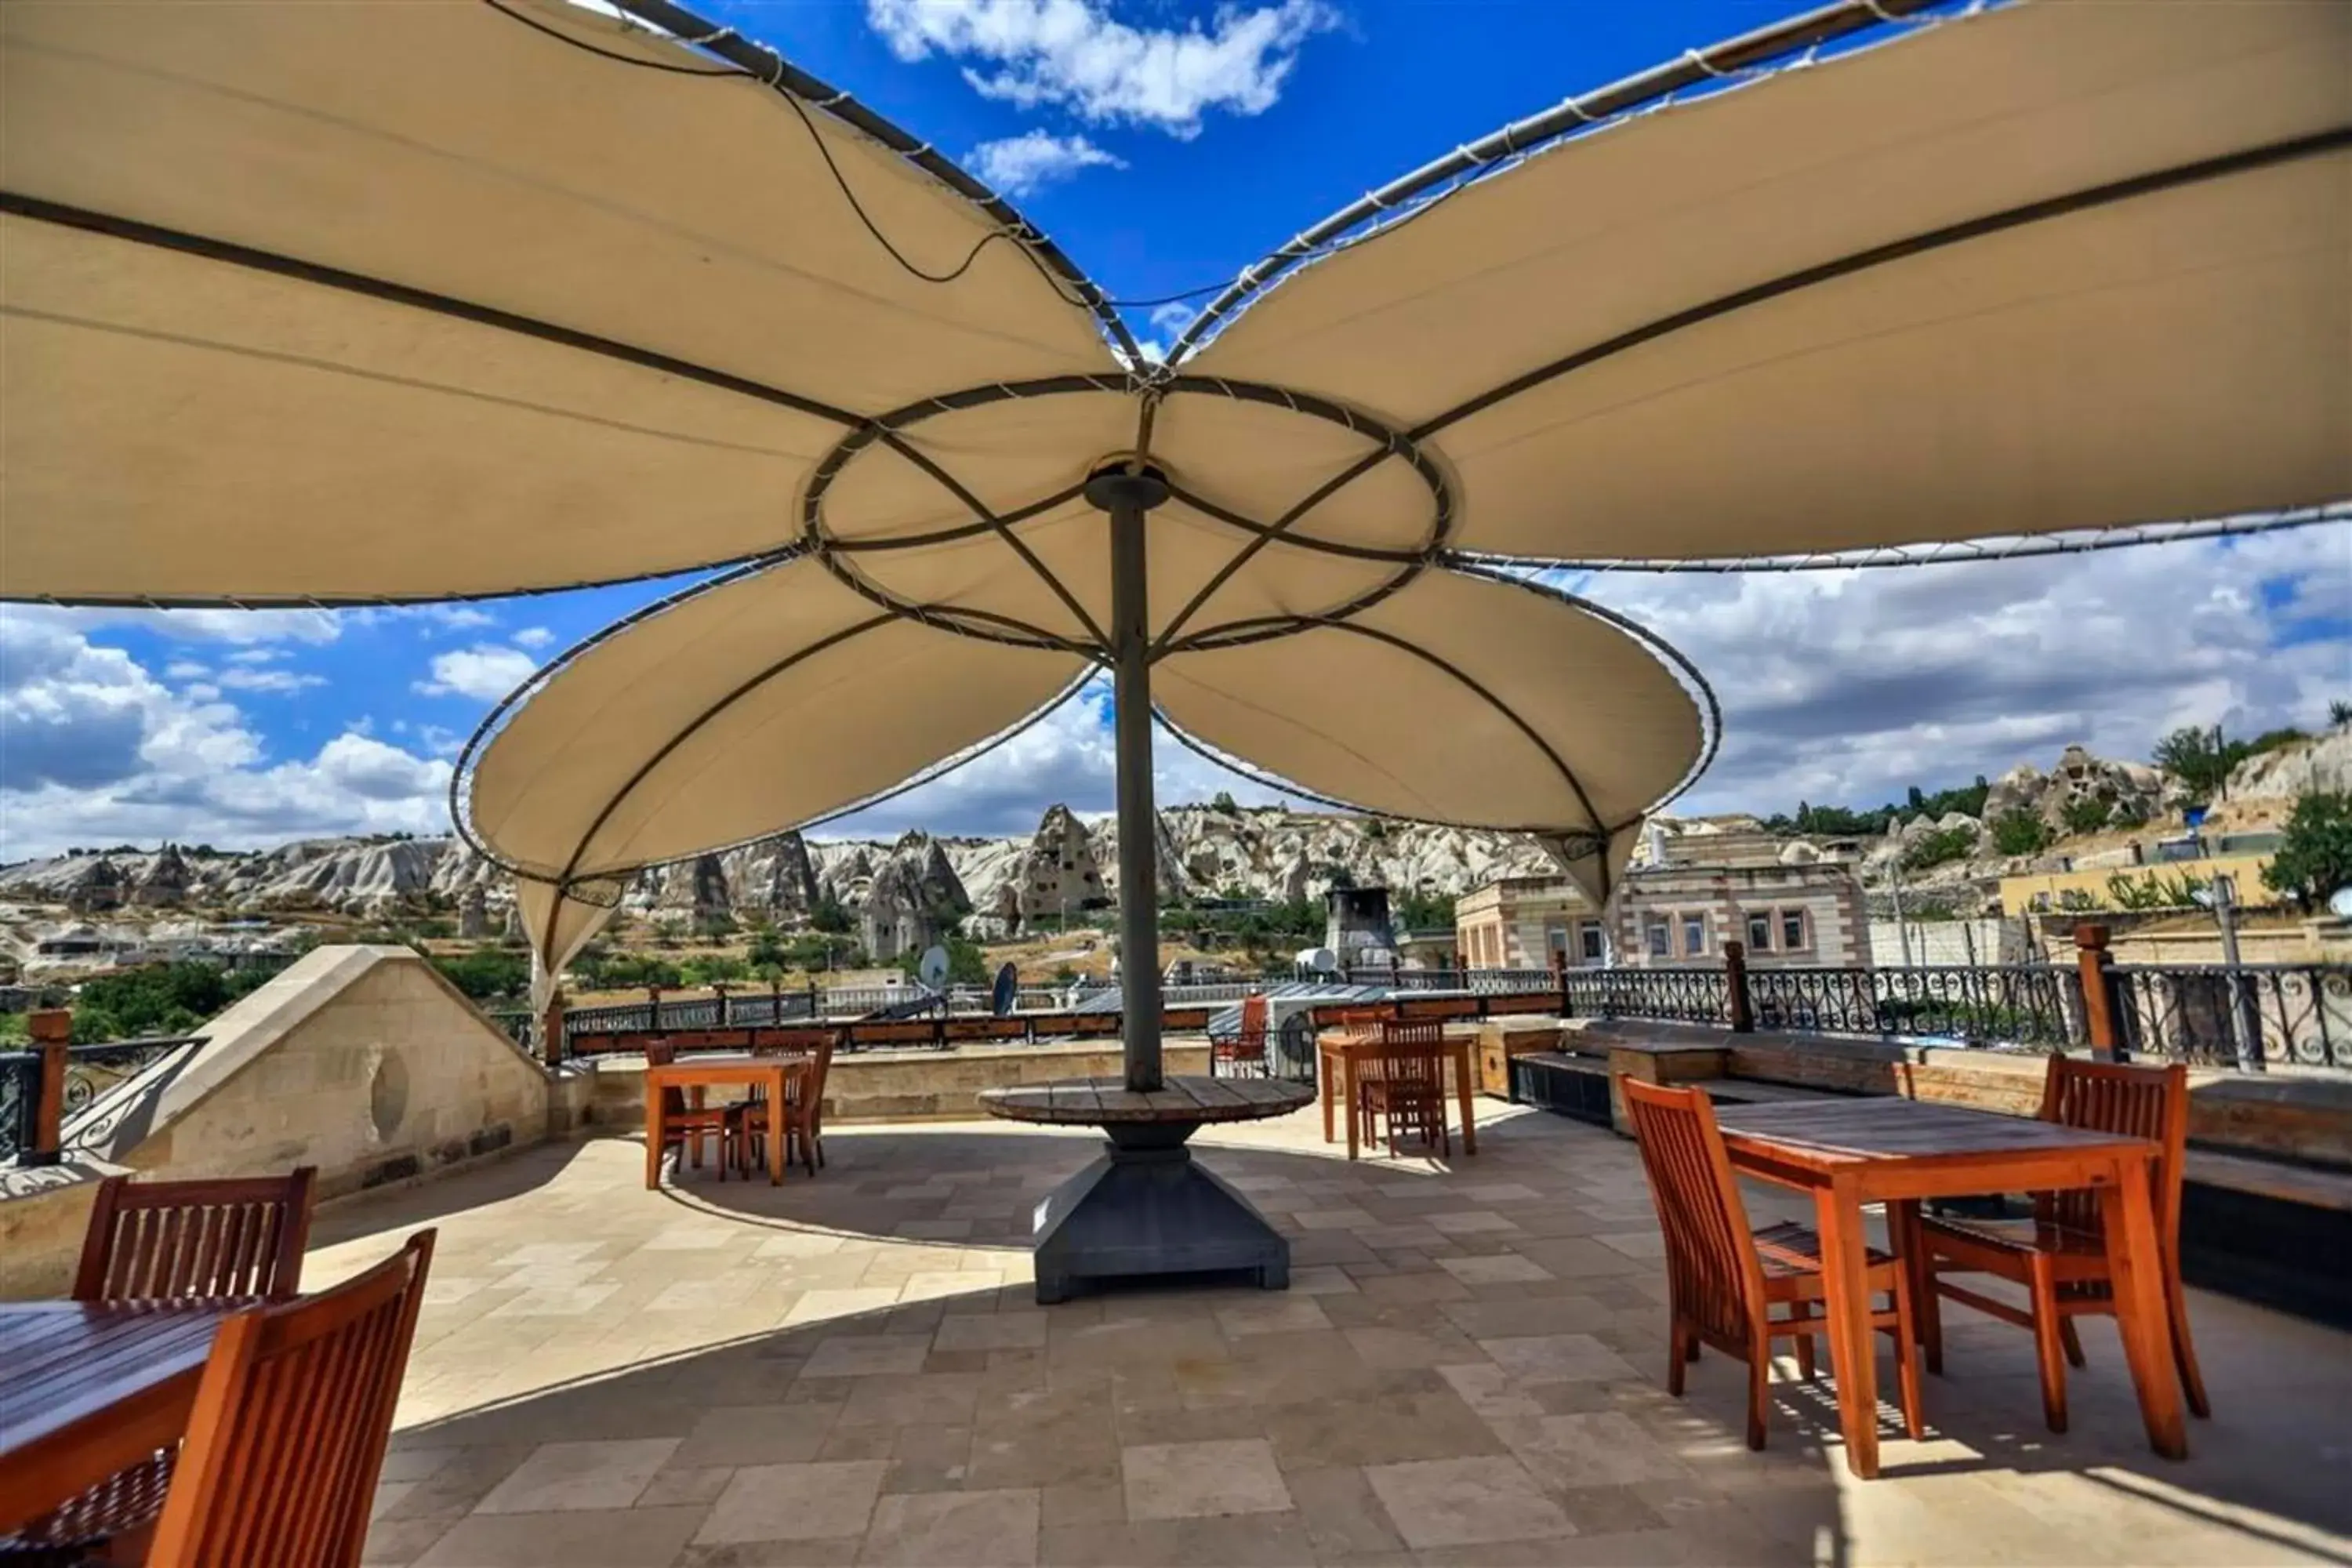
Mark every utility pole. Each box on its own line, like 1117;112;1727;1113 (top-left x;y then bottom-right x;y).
1889;859;1915;968
2209;873;2263;1073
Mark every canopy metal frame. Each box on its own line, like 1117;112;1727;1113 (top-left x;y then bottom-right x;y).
11;0;2343;1101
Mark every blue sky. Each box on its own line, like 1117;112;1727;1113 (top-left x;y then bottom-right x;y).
2;0;2347;860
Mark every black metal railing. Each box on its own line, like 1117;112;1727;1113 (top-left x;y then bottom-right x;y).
1747;965;2080;1048
2111;964;2351;1070
1561;966;1735;1027
1;1036;205;1164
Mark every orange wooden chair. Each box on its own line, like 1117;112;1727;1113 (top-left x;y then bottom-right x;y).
144;1230;436;1568
644;1041;729;1178
0;1168;318;1563
1622;1079;1924;1451
1357;1020;1449;1157
727;1035;836;1178
1918;1056;2209;1434
1211;996;1269;1077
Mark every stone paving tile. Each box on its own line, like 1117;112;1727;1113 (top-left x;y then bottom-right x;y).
326;1112;2352;1568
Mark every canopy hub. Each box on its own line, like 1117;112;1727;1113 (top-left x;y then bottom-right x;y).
1083;461;1171;515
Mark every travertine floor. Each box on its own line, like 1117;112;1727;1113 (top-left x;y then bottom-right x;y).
314;1105;2352;1567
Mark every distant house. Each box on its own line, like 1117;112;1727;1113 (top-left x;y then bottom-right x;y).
1457;826;1869;971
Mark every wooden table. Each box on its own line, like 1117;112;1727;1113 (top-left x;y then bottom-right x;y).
644;1054;804;1189
1713;1098;2183;1480
1318;1029;1479;1160
980;1074;1315;1126
0;1301;230;1533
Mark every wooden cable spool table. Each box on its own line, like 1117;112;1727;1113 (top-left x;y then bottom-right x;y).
979;1075;1315;1305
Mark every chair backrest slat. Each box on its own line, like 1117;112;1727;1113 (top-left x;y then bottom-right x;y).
1621;1080;1766;1348
2037;1058;2187;1241
147;1229;435;1568
1237;995;1268;1047
74;1169;316;1305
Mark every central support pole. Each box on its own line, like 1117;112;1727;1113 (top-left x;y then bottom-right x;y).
1087;459;1173;1095
1110;504;1163;1093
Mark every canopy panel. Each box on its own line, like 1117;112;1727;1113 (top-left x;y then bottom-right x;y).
1185;0;2351;557
1;0;1113;601
463;557;1084;882
1154;570;1705;844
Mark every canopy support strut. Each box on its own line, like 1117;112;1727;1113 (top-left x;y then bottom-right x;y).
1090;461;1173;1094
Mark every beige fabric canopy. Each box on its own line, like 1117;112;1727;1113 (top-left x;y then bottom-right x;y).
5;0;2345;988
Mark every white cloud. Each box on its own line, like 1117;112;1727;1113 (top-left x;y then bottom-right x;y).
511;626;557;650
414;645;539;702
214;666;328;696
0;608;450;858
1569;525;2352;816
967;130;1127;195
163;660;211;681
868;0;1337;137
48;606;343;646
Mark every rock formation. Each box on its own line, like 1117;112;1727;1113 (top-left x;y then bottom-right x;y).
129;843;191;908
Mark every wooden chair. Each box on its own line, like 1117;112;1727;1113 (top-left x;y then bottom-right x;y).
75;1167;317;1305
1622;1079;1924;1451
144;1230;436;1568
1918;1057;2209;1434
1357;1020;1448;1158
644;1041;728;1178
0;1169;319;1562
1211;996;1269;1077
727;1036;835;1178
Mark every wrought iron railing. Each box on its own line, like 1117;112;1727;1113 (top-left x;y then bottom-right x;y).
1560;966;1735;1026
1;1035;205;1164
1747;965;2080;1048
2111;964;2350;1070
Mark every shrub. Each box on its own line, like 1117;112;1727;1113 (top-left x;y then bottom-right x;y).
71;961;269;1041
1990;810;2052;857
430;949;529;1003
1901;827;1976;872
2060;798;2112;836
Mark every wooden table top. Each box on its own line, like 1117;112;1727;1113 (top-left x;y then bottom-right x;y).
645;1055;804;1084
1712;1099;2155;1162
0;1301;230;1465
980;1075;1315;1126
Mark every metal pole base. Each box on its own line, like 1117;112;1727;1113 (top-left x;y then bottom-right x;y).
1030;1120;1290;1305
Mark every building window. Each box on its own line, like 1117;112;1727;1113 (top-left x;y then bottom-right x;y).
1580;923;1605;962
1780;909;1809;952
1746;912;1772;952
1547;927;1569;967
1681;913;1707;958
1645;918;1670;960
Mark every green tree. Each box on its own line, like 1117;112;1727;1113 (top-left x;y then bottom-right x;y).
1210;791;1239;814
69;961;270;1041
898;928;989;985
1901;826;1976;872
430;949;530;1003
1990;810;2052;858
746;927;789;969
2330;699;2352;730
2263;790;2352;911
810;896;851;935
2154;724;2245;805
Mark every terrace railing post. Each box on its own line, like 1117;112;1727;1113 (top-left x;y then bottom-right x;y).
2075;924;2122;1061
540;993;566;1069
647;984;665;1037
713;983;731;1029
27;1009;70;1167
1723;941;1755;1033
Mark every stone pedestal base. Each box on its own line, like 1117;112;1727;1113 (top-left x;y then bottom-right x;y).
1030;1120;1290;1305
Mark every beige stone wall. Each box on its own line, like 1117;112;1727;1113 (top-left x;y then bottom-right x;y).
2;946;572;1300
587;1037;1214;1127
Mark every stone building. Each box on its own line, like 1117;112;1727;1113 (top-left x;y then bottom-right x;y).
1457;832;1870;971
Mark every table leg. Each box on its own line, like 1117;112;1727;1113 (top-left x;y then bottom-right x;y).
1454;1044;1478;1156
644;1089;664;1191
769;1070;786;1186
1888;1200;1929;1347
1320;1045;1337;1144
1344;1052;1360;1162
2099;1157;2189;1461
1815;1178;1879;1479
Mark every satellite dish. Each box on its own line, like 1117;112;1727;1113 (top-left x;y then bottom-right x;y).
916;944;949;990
2329;887;2352;920
1296;946;1338;975
990;961;1018;1017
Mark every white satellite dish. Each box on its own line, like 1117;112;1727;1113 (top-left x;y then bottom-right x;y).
916;944;949;990
2329;886;2352;920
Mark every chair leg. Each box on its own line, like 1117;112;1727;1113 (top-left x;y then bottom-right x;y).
1789;1307;1817;1381
1918;1261;1946;1377
2057;1315;2085;1368
2029;1257;2068;1434
1888;1278;1926;1442
2162;1269;2213;1418
1745;1333;1772;1452
1667;1316;1692;1397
